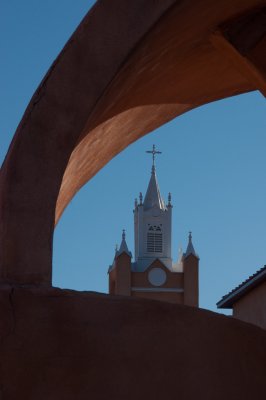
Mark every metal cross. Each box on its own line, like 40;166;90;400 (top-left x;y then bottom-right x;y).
146;144;162;166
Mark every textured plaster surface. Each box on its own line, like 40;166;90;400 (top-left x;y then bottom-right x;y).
0;287;266;399
234;281;266;329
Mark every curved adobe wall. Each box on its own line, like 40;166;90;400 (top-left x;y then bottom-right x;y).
0;288;266;399
0;0;265;285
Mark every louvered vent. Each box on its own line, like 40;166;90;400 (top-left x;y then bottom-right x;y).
147;226;163;253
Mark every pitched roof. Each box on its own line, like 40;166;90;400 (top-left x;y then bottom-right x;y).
217;265;266;309
143;166;165;211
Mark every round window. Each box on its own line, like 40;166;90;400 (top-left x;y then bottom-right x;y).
148;268;167;287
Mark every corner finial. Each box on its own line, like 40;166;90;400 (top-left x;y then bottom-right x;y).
146;144;162;172
134;198;138;208
168;192;172;206
117;229;132;258
139;192;143;205
184;231;199;259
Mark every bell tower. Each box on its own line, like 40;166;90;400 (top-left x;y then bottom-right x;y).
134;145;172;270
108;145;200;306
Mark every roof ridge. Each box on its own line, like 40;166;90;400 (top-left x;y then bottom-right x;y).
217;265;266;308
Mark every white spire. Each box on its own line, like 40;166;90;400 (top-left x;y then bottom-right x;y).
117;229;132;257
184;232;199;258
143;145;165;210
143;167;165;210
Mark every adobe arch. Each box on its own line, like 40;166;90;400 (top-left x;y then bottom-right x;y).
0;0;265;285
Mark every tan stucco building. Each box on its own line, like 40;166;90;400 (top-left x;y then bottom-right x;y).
217;266;266;330
108;146;199;306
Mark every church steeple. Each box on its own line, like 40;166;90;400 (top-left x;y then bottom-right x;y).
133;145;172;270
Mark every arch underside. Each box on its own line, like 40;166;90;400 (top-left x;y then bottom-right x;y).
0;0;265;285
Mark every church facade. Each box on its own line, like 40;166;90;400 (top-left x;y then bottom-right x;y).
108;146;199;306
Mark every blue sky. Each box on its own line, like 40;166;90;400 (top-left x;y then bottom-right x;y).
1;1;265;313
